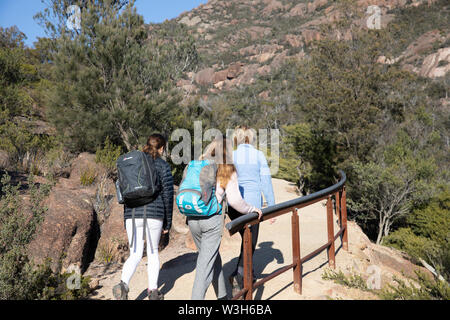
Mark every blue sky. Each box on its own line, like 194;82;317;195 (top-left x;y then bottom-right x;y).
0;0;208;47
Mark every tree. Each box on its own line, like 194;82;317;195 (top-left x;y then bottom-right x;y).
277;123;336;194
348;130;437;244
36;0;198;152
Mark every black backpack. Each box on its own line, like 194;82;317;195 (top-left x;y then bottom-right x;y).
116;150;161;208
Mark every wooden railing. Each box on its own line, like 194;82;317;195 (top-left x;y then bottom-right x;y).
225;170;348;300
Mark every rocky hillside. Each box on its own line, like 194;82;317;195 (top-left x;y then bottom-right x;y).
171;0;449;99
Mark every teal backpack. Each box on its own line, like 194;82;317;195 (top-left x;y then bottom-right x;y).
176;159;222;217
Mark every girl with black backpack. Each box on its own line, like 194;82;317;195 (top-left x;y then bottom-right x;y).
113;134;174;300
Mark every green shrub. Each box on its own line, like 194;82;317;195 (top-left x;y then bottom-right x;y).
322;268;370;292
408;187;450;246
95;137;122;175
384;187;450;280
378;271;450;300
38;144;74;178
80;167;97;186
383;228;437;263
0;173;92;299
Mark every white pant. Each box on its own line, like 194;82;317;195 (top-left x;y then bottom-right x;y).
121;218;163;290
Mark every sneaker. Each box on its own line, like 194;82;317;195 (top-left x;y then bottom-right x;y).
112;281;129;300
148;289;164;300
228;274;243;298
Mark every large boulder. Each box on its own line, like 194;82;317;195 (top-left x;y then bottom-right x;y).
94;200;129;263
213;69;229;84
27;153;108;273
227;62;244;79
28;179;99;273
68;152;107;187
302;29;322;44
420;47;450;78
262;0;285;16
288;3;307;17
195;67;216;86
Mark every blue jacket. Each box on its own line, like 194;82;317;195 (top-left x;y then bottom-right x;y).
232;144;275;209
123;157;174;231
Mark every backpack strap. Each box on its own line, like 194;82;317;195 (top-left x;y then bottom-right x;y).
130;207;136;248
221;192;228;215
129;205;147;249
142;204;147;242
142;152;156;194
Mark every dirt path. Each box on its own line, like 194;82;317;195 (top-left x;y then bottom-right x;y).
91;178;345;300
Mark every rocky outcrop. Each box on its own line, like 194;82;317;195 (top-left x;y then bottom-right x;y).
94;198;128;264
419;47;450;78
285;34;304;48
179;15;202;27
195;67;215;85
262;0;285;16
28;178;99;273
346;221;432;281
27;153;108;273
288;3;307;17
302;29;322;45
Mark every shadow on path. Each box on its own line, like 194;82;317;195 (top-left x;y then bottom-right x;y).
136;252;198;300
223;241;284;300
265;243;343;300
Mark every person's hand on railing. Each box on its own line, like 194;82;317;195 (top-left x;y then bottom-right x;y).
253;207;263;220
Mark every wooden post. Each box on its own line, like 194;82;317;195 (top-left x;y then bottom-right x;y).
243;225;253;300
326;196;336;269
291;208;302;294
335;192;341;224
341;187;348;251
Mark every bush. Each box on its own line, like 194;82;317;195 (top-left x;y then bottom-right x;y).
384;187;450;280
322;267;450;300
95;137;122;176
80;167;97;186
378;271;450;300
0;173;93;299
383;228;437;264
38;144;74;178
322;268;370;292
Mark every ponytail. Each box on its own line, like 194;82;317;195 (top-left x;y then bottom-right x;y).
143;134;166;159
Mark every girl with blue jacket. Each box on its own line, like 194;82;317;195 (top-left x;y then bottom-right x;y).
228;126;276;294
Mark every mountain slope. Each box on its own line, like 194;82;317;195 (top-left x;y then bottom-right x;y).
169;0;449;96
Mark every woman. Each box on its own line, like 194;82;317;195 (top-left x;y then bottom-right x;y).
186;138;263;300
113;134;174;300
228;126;276;295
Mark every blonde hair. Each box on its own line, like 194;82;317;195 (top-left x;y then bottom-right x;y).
200;138;235;189
233;125;256;146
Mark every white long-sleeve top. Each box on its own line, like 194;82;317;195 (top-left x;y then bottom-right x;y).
215;172;257;214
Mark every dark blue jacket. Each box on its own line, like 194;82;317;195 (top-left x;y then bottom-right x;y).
123;156;174;231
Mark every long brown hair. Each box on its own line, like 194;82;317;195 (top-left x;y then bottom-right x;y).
143;134;166;159
200;138;236;189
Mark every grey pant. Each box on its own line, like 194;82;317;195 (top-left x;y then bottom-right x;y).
188;214;226;300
